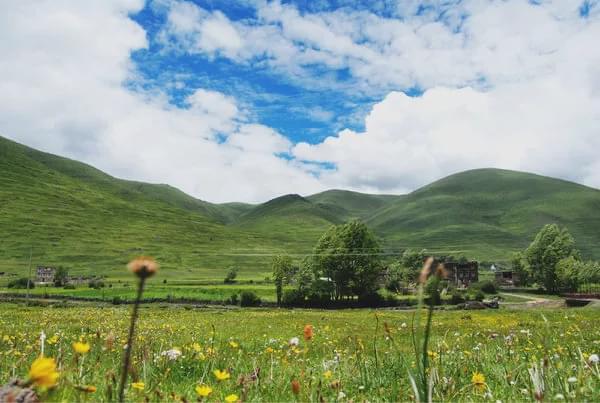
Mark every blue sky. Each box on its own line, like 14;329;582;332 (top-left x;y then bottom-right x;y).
128;0;401;144
2;0;600;202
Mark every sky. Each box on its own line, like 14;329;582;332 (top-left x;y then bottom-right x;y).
1;0;600;203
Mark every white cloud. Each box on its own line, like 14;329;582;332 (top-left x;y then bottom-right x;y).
2;0;600;206
0;0;325;203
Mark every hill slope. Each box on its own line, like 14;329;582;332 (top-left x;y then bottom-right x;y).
367;169;600;260
2;136;600;280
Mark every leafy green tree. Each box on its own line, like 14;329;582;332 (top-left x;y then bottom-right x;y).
54;266;69;287
271;255;295;306
399;249;427;281
510;252;530;286
224;267;239;284
313;220;382;300
524;224;579;293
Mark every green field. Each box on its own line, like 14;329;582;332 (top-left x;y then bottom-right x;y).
0;304;598;401
3;135;600;282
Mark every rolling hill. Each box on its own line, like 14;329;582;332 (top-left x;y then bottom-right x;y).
2;135;600;280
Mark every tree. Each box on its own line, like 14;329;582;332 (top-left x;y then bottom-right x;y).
224;267;238;284
399;249;427;282
510;252;530;286
271;255;295;306
524;224;579;293
54;266;69;287
313;220;382;300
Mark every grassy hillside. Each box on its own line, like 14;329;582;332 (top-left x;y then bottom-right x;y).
0;137;304;280
367;169;600;260
2;136;600;282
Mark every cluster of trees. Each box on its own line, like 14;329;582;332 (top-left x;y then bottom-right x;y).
271;220;472;307
272;220;384;306
511;224;600;293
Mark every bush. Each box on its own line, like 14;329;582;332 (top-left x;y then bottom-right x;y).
469;280;497;294
240;291;261;307
358;291;385;307
450;291;466;305
474;291;485;301
111;296;123;305
225;293;239;305
88;280;105;289
282;289;306;306
224;268;239;284
7;278;34;289
63;284;76;289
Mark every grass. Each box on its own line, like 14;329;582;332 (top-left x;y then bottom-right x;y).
0;304;598;401
3;135;600;282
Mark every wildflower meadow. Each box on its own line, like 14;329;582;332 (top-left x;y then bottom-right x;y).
0;303;599;402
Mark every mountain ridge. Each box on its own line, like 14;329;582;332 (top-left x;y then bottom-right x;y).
2;135;600;279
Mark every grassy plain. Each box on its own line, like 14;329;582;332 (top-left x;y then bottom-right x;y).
0;304;599;402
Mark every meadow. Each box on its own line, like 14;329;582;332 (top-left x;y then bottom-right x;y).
0;303;598;402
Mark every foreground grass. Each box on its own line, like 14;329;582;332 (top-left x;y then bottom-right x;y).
0;304;598;401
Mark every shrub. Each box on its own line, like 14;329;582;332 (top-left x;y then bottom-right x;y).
112;296;123;305
469;280;497;294
358;291;385;307
7;278;34;289
88;280;105;289
240;291;261;307
63;284;76;289
224;267;239;284
450;291;465;305
282;289;306;306
225;293;239;305
474;291;485;301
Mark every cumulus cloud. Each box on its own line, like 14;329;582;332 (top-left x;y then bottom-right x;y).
0;0;325;203
2;0;600;204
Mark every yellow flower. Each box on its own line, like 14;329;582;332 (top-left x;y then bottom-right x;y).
73;341;90;354
472;372;486;390
28;356;59;388
192;343;202;352
265;347;274;354
76;385;97;393
195;385;213;397
127;256;159;279
323;370;332;379
213;369;231;381
229;341;239;348
131;381;145;391
225;394;238;402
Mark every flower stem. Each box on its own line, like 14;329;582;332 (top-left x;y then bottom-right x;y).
118;277;146;402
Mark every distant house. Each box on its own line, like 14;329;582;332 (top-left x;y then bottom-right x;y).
36;266;56;283
444;261;479;287
495;270;520;286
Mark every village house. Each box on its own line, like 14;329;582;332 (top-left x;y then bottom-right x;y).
444;261;479;287
495;270;520;286
36;266;56;283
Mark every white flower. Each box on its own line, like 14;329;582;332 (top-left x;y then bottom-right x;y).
588;353;599;364
400;322;407;328
358;386;365;391
161;348;182;361
567;377;577;384
289;337;300;346
337;391;346;399
554;394;565;400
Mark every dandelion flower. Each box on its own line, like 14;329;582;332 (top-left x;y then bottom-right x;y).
213;369;231;381
471;372;486;390
303;324;314;341
589;353;599;364
195;385;212;397
76;385;97;393
131;381;144;391
72;341;90;354
28;357;59;388
224;393;238;402
127;256;159;279
289;337;300;346
161;348;182;361
229;341;239;349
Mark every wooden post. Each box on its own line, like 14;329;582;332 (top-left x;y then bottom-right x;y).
26;247;33;301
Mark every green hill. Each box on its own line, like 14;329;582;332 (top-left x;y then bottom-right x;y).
2;135;600;281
